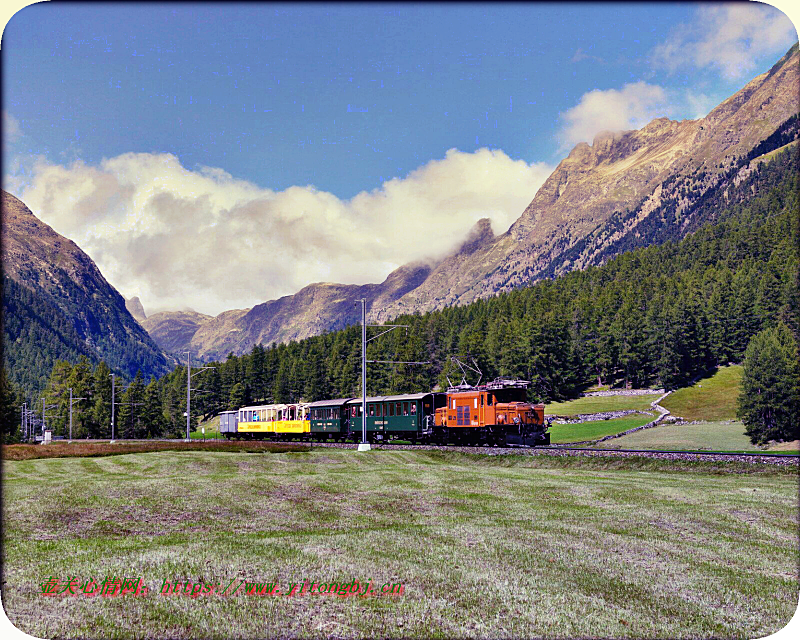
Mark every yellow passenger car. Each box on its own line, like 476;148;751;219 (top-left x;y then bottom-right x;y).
236;403;310;438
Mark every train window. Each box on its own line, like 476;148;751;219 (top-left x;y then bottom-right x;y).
396;402;401;415
333;408;339;419
389;403;394;416
369;405;375;416
481;395;484;407
488;395;493;406
452;399;456;410
474;398;478;409
403;402;409;416
376;404;383;417
411;403;416;414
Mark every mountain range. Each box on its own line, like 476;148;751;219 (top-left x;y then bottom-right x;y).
2;45;797;382
140;44;799;361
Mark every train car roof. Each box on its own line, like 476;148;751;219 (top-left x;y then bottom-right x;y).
306;398;354;408
344;392;435;405
238;403;290;411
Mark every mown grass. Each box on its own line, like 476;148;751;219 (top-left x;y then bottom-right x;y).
545;394;660;416
2;449;796;639
660;365;743;421
596;420;757;451
548;414;655;443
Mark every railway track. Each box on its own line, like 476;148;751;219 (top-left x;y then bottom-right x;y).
35;438;797;465
307;441;799;465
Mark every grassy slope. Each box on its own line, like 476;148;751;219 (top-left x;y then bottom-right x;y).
545;394;661;416
660;365;743;421
548;414;655;443
596;421;757;451
3;450;796;639
191;415;222;439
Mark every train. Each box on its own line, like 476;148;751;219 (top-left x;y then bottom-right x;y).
218;378;550;446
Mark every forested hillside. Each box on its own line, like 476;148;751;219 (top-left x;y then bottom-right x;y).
33;145;797;440
1;191;172;398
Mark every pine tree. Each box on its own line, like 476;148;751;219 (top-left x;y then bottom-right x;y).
1;367;23;444
91;361;113;438
66;356;94;438
142;377;166;438
119;371;145;438
737;323;800;444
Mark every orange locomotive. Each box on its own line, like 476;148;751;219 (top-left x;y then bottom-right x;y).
434;379;549;446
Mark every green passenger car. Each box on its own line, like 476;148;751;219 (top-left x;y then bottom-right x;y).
344;393;444;442
308;398;352;439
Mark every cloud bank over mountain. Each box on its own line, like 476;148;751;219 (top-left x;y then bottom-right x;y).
14;148;552;316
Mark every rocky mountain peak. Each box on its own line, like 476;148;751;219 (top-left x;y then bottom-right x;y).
125;296;147;322
456;218;495;256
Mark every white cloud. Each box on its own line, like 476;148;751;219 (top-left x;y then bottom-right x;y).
683;91;723;120
13;150;552;316
3;111;21;143
558;82;671;150
651;3;797;80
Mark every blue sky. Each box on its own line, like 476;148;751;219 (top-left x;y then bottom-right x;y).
0;3;729;195
2;2;797;315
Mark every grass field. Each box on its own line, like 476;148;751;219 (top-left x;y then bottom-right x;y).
545;394;660;416
3;449;797;639
595;421;759;451
548;414;655;444
660;365;742;421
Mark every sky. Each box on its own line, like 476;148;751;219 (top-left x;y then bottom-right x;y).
2;1;798;317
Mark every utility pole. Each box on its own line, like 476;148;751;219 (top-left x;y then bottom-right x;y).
355;298;428;452
40;398;58;443
361;298;367;451
185;351;215;442
110;373;116;443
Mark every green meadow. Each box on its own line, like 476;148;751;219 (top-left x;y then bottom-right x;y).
545;394;661;416
660;365;743;421
548;414;655;444
597;421;758;452
3;449;797;639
